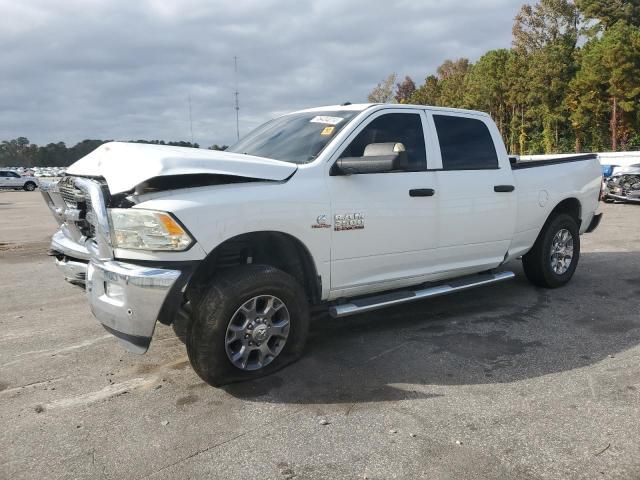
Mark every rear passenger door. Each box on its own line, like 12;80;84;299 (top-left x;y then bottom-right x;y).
427;111;517;273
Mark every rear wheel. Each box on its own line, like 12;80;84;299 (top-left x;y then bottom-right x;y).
23;181;36;191
522;213;580;288
186;264;309;386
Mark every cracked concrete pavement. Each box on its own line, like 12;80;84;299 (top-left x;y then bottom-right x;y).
1;191;639;479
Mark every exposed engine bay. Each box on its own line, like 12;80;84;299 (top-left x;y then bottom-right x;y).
604;164;640;203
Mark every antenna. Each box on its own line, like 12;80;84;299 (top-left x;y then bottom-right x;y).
188;95;194;145
234;56;240;141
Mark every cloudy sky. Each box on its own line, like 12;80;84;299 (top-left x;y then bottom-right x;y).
1;0;523;148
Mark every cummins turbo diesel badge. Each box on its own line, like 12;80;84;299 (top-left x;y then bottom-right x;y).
334;213;364;231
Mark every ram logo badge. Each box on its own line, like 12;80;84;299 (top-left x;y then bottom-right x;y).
334;213;364;231
312;215;331;229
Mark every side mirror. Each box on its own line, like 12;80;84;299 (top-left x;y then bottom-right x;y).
333;142;407;175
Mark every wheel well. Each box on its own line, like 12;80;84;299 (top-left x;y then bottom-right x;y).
187;231;321;304
549;197;581;226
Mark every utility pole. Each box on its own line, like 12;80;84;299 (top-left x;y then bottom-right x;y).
234;56;240;141
188;94;194;145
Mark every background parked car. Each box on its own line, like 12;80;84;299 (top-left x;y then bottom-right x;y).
0;170;38;191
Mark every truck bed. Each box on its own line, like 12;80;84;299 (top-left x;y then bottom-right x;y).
510;153;598;170
507;152;602;260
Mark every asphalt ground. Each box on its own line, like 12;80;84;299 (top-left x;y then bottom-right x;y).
1;190;639;479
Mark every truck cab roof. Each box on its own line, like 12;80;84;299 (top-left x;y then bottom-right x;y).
291;103;491;118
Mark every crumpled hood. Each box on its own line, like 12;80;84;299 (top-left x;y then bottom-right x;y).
66;142;297;194
613;164;640;176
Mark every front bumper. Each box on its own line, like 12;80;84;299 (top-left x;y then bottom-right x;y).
86;260;181;353
605;193;640;203
55;254;182;353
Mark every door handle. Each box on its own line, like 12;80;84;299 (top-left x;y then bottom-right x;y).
494;185;515;192
409;188;435;197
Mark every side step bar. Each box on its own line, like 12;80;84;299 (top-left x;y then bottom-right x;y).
329;271;515;318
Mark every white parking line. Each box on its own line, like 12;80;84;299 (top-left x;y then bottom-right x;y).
43;377;157;409
0;334;112;368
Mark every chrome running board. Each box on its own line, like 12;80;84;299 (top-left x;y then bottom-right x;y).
329;271;515;318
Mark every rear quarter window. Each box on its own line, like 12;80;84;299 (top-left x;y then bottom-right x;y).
434;115;498;170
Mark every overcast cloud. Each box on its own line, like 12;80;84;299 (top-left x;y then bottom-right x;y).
0;0;523;147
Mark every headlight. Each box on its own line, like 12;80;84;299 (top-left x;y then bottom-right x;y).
108;209;193;251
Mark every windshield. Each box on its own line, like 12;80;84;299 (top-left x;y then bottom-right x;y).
226;110;359;164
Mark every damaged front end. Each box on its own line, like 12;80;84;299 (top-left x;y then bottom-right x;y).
40;142;299;353
41;177;184;353
604;164;640;203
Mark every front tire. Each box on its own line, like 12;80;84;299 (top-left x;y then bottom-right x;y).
23;182;36;191
187;265;310;386
522;213;580;288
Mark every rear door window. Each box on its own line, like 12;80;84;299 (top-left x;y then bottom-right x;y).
433;115;498;170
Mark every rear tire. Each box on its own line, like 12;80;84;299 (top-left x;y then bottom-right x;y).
23;182;36;191
522;213;580;288
186;264;310;386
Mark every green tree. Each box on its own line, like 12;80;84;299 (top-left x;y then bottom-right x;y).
463;49;512;143
395;76;416;103
504;52;538;154
567;39;610;151
367;73;398;103
576;0;640;29
436;58;471;108
512;0;581;153
409;75;441;106
569;22;640;150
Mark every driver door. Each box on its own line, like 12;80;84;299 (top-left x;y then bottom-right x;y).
327;109;439;298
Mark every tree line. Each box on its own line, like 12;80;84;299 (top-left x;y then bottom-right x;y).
368;0;640;155
0;138;229;168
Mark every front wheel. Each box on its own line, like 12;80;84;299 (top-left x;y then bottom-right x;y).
187;265;310;386
23;182;36;191
522;213;580;288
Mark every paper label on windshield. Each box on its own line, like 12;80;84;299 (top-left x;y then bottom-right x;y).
310;116;344;125
320;126;335;136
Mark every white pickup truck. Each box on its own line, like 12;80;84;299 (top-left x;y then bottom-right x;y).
42;103;603;386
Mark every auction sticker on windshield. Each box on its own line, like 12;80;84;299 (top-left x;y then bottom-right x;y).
310;116;344;125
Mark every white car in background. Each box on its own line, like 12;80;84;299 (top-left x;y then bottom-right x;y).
0;170;38;191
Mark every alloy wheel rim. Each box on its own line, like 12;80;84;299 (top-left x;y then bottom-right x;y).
550;228;574;275
225;295;290;371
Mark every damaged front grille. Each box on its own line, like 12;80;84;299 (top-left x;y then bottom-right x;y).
619;174;640;196
607;173;640;199
58;176;96;237
43;175;113;261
